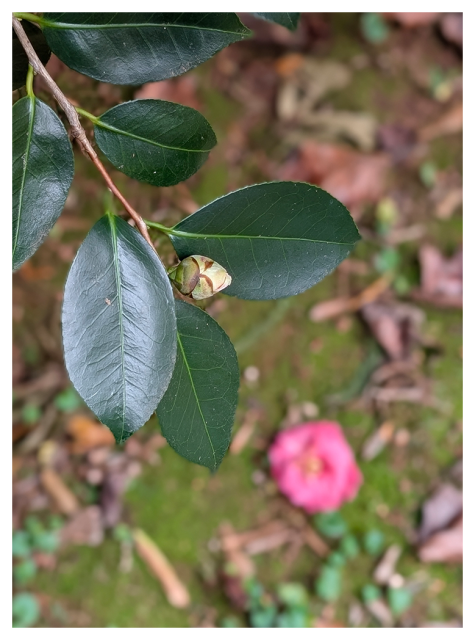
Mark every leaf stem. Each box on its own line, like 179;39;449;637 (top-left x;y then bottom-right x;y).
13;12;43;24
25;65;35;99
12;14;155;252
144;220;174;235
75;106;100;125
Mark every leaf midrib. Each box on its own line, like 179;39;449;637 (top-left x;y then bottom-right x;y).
170;228;358;246
108;214;127;443
177;332;217;470
95;119;214;154
42;18;248;37
13;96;36;262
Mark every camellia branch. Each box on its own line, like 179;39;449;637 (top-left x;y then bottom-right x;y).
12;15;155;251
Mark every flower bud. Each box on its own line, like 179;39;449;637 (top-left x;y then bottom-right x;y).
168;255;232;300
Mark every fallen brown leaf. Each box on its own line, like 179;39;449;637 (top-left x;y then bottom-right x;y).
134;75;201;110
419;103;463;141
361;421;395;461
18;262;55;281
303;525;330;557
66;414;115;454
40;467;79;515
373;544;402;585
219;522;255;579
417;483;463;543
60;505;104;546
360;301;425;360
436;187;463;220
440;13;463;48
133;528;191;608
412;245;462;308
280;142;390;218
365;599;394;627
230;408;260;455
384;12;441;28
309;275;391;322
419;515;462;563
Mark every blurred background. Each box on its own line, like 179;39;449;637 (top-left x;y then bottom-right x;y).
12;13;462;628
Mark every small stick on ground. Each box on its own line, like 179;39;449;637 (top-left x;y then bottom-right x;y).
133;528;190;608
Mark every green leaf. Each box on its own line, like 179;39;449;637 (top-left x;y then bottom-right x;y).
169;182;360;300
94;100;216;187
156;300;239;472
327;551;346;568
360;13;389;44
62;214;177;444
276;583;308;609
361;583;382;604
21;403;41;424
339;534;360;559
32;531;60;553
276;610;308;628
12;593;41;628
13;558;37;586
388;587;413;616
363;529;385;556
41;13;251;85
12;97;74;271
254;13;300;31
250;605;278;628
13;20;51;91
12;531;32;559
314;511;348;539
54;387;83;412
315;565;342;602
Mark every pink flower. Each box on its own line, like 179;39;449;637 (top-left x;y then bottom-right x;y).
268;421;363;514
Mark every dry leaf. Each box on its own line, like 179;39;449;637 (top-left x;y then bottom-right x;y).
373;545;402;584
40;467;79;515
310;275;391;322
412;245;462;308
133;528;190;608
417;483;463;543
361;421;395;461
384;13;441;28
66;414;115;454
134;76;201;110
361;302;425;360
419;515;462;563
419;103;463;141
280;143;390;218
365;599;394;627
436;188;463;220
440;13;463;48
60;506;104;546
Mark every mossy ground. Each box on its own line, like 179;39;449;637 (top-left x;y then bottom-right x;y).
19;13;462;627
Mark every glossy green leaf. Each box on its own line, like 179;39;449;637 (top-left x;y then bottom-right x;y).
156;300;239;472
94;100;216;187
12;97;74;271
41;13;251;85
254;13;300;31
62;214;177;444
169;182;360;300
13;20;51;91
